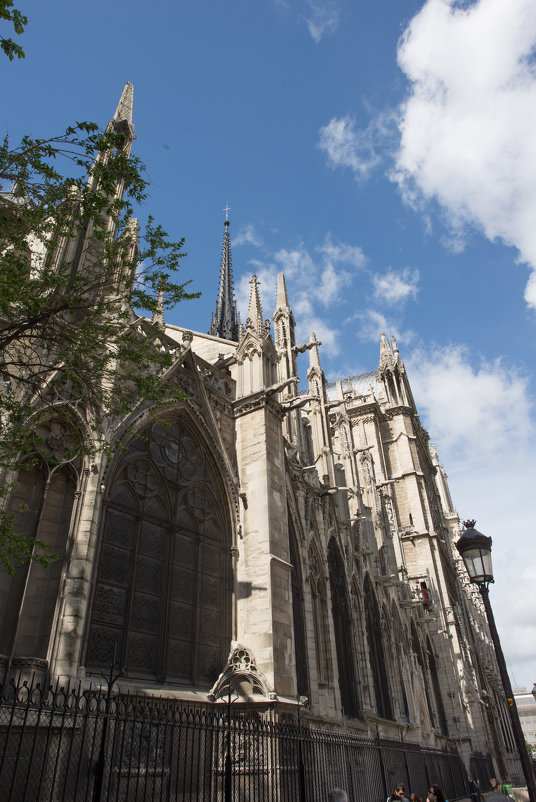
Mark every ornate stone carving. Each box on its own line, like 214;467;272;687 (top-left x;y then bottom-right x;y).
308;548;321;580
207;643;271;701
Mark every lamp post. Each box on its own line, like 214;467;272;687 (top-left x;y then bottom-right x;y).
455;520;536;802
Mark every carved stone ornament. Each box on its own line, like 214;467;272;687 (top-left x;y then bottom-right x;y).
234;392;286;421
382;493;396;531
308;548;321;580
284;439;301;466
207;643;272;701
36;419;79;464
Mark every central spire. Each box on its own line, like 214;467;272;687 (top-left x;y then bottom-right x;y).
209;209;239;341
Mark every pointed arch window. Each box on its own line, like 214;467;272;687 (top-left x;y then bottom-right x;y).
309;546;331;686
86;417;232;686
411;621;435;727
328;539;361;718
364;574;393;720
0;420;79;664
350;578;366;693
289;520;309;698
427;636;448;735
302;421;315;466
391;601;410;722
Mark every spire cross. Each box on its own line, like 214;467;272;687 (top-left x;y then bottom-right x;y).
249;274;260;289
223;201;231;222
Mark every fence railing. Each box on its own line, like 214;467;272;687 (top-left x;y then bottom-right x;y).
470;752;498;791
0;677;475;801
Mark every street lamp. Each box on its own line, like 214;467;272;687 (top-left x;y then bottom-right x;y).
455;520;536;802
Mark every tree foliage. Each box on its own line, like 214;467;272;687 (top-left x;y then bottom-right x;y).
0;119;199;571
1;0;26;60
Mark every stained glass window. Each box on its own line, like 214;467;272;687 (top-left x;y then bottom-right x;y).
86;417;232;686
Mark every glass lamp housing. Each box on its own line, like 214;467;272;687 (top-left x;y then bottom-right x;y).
455;521;494;585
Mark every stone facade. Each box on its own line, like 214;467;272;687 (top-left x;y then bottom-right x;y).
0;84;521;783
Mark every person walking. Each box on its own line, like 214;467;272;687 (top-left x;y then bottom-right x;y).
468;777;480;802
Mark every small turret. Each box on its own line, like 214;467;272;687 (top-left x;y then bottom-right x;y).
275;271;290;310
305;332;335;484
307;331;322;373
377;333;414;408
379;332;394;370
234;274;277;397
151;282;165;329
273;272;298;389
246;274;264;335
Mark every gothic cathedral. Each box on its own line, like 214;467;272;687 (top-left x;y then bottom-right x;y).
0;83;520;782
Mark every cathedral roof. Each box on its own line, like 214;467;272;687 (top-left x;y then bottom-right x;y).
325;370;380;401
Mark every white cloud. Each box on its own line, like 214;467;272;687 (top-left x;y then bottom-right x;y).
406;343;533;464
318;116;381;180
235;233;365;356
373;267;419;305
273;245;315;279
233;224;263;248
450;453;536;691
294;296;340;355
237;264;341;356
305;0;340;43
318;234;366;269
274;234;360;308
394;0;536;309
350;308;415;347
405;342;536;689
355;309;391;343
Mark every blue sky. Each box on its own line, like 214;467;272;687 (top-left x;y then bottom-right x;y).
3;0;536;690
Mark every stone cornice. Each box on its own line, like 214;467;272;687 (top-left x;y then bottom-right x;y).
383;404;415;419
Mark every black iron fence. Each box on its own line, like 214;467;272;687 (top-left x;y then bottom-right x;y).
470;753;496;791
0;677;474;802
